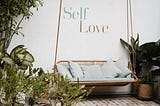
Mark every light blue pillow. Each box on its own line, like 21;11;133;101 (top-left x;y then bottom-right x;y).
56;64;72;79
68;61;84;78
101;60;122;78
114;59;132;77
81;65;102;79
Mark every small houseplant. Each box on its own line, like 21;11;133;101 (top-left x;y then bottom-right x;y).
24;67;55;106
48;73;92;106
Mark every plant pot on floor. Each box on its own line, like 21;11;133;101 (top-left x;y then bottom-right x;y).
138;84;153;100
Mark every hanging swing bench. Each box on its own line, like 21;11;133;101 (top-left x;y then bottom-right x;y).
53;0;138;87
55;60;138;87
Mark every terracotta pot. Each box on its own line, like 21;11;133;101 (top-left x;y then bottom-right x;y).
138;84;153;100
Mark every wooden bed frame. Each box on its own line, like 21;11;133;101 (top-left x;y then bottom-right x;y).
55;60;138;87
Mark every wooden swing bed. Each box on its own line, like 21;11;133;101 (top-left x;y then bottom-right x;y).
53;0;138;87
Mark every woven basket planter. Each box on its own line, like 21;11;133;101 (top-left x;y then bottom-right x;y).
138;84;153;100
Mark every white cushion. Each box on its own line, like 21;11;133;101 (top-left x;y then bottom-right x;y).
68;61;84;78
71;77;135;82
101;60;122;78
114;59;132;77
81;65;102;79
56;64;72;78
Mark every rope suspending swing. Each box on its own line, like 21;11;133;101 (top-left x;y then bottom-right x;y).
127;0;136;74
53;0;63;73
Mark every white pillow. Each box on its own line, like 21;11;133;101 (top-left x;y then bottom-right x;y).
114;60;132;78
101;60;122;78
81;65;102;79
68;61;84;78
56;64;72;78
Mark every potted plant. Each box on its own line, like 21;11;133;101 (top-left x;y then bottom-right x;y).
137;39;160;100
120;34;160;97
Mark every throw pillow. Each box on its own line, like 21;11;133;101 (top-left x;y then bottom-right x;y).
101;60;122;78
68;61;84;78
81;65;102;79
114;60;132;77
56;64;72;79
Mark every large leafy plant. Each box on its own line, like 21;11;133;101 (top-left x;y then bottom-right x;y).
0;0;43;51
0;45;34;105
120;34;160;83
139;39;160;84
0;45;55;106
139;40;160;68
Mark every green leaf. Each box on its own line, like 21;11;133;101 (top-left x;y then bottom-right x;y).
0;68;3;79
16;53;25;60
11;45;25;53
140;42;160;58
0;39;5;52
38;68;44;76
21;61;33;67
24;52;34;62
156;39;160;45
0;52;3;58
18;65;28;70
32;68;39;74
2;57;14;65
120;38;132;54
134;34;139;50
10;45;25;58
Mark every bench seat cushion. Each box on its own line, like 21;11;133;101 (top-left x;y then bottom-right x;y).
70;77;134;82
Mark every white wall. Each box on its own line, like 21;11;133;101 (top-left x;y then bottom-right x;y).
9;0;160;72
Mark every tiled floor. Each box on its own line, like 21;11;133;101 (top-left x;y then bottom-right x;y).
76;96;160;106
